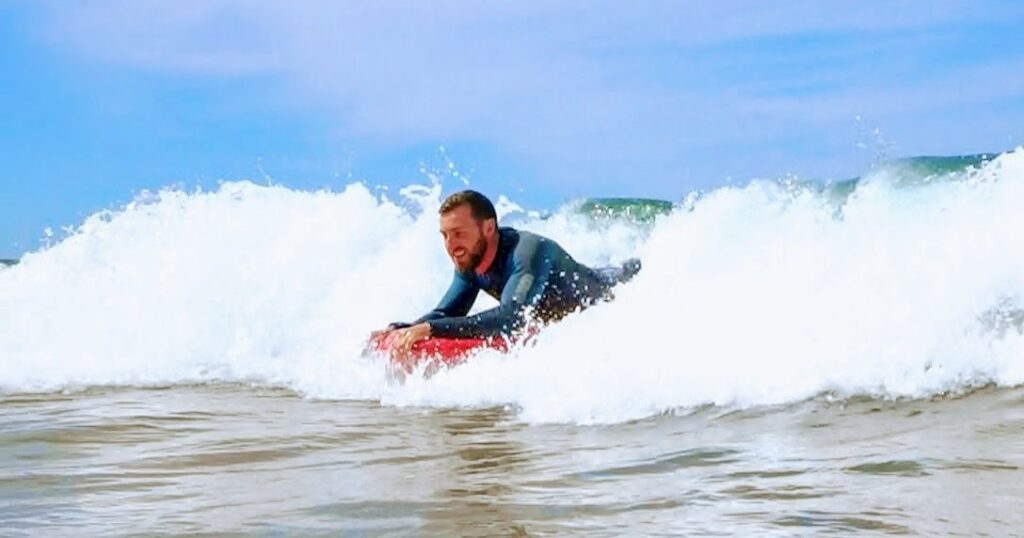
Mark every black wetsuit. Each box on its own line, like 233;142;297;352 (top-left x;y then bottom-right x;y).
393;227;640;338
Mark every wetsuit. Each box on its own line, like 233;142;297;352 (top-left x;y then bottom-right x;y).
393;227;640;338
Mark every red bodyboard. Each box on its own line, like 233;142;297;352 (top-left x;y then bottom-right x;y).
366;331;511;373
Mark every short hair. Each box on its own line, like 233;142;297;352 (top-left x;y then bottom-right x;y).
439;190;497;222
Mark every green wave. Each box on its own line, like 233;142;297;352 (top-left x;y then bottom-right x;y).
889;153;997;176
572;153;1005;223
575;198;674;222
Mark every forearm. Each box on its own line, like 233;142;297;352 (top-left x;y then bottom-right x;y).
393;273;478;329
426;305;526;338
413;310;447;324
389;309;450;330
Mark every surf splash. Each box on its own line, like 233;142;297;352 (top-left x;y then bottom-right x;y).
2;150;1024;423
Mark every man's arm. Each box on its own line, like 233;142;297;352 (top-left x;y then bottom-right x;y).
426;243;551;338
416;271;479;322
387;271;479;329
377;271;480;360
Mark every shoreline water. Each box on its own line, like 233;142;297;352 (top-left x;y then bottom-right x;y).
2;383;1022;535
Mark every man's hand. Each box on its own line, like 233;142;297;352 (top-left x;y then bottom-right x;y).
393;323;432;361
368;322;413;341
369;328;393;340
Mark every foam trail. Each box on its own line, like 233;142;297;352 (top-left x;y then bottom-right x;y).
2;151;1024;424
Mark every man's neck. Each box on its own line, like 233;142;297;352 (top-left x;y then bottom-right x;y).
475;232;500;275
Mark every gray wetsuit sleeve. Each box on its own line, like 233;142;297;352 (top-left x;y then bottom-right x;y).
427;241;551;338
412;271;480;324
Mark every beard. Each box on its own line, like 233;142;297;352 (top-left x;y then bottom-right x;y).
454;232;488;272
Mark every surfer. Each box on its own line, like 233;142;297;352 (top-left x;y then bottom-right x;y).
376;190;641;357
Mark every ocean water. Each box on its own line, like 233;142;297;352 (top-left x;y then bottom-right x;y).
2;150;1024;535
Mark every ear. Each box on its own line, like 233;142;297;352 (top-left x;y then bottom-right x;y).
484;218;497;236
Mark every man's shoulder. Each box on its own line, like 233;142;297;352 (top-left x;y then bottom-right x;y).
500;226;551;244
501;227;543;250
503;227;568;262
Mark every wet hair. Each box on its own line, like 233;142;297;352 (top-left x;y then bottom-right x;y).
439;190;497;222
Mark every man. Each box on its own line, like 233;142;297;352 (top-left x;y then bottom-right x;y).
380;190;641;357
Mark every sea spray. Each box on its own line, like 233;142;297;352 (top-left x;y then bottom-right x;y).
2;151;1024;423
385;150;1024;423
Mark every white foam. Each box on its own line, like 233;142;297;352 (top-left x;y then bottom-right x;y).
3;151;1024;424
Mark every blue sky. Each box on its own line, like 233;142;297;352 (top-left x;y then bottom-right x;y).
2;1;1024;258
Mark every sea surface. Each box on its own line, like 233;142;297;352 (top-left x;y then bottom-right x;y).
2;385;1022;536
3;151;1024;535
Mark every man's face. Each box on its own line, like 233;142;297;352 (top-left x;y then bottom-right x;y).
440;205;492;272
